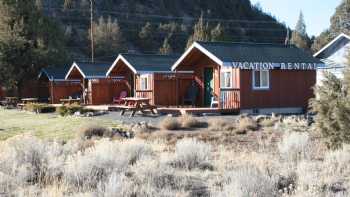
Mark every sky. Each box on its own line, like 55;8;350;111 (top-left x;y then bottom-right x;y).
250;0;343;36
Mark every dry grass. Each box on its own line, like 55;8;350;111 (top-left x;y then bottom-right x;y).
160;117;182;130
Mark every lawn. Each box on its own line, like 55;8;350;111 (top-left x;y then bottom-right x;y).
0;108;120;141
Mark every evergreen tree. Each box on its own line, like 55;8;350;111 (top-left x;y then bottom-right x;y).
0;0;67;94
159;37;173;55
211;23;225;42
90;16;127;57
291;11;310;50
311;70;350;149
138;22;155;52
330;0;350;36
186;14;210;48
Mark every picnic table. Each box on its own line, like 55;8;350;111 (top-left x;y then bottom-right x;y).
21;98;39;104
119;97;157;117
1;97;19;107
60;98;81;105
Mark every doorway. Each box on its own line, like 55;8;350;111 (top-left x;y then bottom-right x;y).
204;67;214;107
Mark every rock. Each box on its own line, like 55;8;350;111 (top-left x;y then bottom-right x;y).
86;112;94;117
74;111;81;116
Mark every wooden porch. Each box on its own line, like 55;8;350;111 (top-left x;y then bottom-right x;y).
157;107;239;115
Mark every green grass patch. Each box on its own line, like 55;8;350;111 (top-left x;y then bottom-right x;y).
0;108;119;141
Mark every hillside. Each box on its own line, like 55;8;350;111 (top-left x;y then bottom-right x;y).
39;0;288;62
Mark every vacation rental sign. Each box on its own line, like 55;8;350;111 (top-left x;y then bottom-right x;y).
224;62;321;70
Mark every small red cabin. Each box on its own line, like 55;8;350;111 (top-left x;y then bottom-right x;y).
65;62;130;105
106;54;194;106
172;42;325;114
38;67;81;104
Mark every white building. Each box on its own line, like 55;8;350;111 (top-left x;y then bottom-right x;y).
314;33;350;85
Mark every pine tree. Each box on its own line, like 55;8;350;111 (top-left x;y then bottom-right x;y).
291;11;310;50
139;22;155;52
0;0;67;94
186;14;210;48
159;37;173;55
90;16;127;57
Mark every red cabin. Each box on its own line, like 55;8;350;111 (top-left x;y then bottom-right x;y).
65;62;130;105
106;54;194;106
172;42;325;114
38;67;81;104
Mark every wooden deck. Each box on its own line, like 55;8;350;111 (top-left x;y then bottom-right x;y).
157;107;239;115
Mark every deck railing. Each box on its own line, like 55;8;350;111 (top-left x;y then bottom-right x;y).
220;88;240;109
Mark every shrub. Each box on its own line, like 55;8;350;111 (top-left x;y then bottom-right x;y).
278;132;310;162
171;138;212;170
237;116;258;132
259;116;279;128
180;114;204;128
57;104;86;116
160;117;182;130
207;118;235;131
78;124;111;140
311;71;350;149
214;165;278;197
24;103;56;113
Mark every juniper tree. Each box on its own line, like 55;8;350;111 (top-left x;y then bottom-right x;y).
311;69;350;149
139;22;155;52
211;23;225;42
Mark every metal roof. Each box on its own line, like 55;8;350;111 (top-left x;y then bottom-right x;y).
314;33;350;58
39;67;68;81
72;62;111;78
120;54;179;72
196;41;323;64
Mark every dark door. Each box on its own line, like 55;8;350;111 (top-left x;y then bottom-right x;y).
130;74;134;97
204;68;214;107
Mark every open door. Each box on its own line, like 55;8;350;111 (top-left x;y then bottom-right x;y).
204;67;214;107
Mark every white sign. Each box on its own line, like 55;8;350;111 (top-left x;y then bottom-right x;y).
228;62;319;70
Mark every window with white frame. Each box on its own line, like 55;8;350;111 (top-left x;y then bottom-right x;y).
140;74;149;90
253;70;269;89
220;70;232;88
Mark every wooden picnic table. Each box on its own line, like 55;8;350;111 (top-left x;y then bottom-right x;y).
1;97;19;106
119;97;157;117
60;98;81;105
21;98;39;104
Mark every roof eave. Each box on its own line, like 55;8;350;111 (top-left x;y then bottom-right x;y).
171;42;224;71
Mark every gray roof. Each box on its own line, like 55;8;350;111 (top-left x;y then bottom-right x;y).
74;62;111;78
314;33;350;59
121;54;179;72
39;67;68;80
197;42;323;64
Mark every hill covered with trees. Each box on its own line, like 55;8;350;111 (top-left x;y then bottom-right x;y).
39;0;288;61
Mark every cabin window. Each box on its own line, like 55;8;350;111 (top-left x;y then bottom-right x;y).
253;70;269;90
220;70;232;88
140;75;149;90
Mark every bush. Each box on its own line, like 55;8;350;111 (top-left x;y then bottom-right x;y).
278;132;310;162
214;166;278;197
57;104;87;116
207;118;235;131
78;124;111;140
311;71;350;149
171;138;212;170
24;103;56;113
160;117;182;130
179;114;204;128
237;116;258;132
